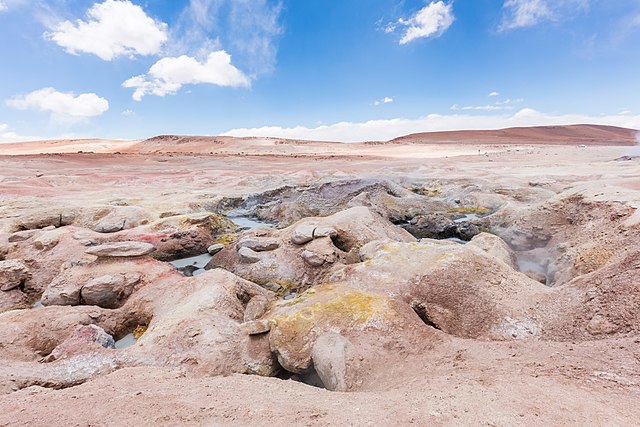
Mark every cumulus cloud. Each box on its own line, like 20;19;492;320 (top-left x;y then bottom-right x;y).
170;0;283;76
500;0;589;30
123;51;250;101
374;97;394;106
45;0;168;60
7;88;109;119
387;1;454;44
0;2;6;12
489;91;500;97
222;109;640;143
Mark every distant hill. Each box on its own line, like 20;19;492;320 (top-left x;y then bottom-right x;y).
0;124;636;155
387;124;637;146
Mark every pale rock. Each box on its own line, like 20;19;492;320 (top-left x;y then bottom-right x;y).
0;260;29;291
244;295;270;322
291;224;316;245
313;226;338;239
80;273;142;308
312;332;354;392
33;228;67;250
207;244;225;256
237;238;279;252
238;247;261;264
85;242;155;258
240;320;272;335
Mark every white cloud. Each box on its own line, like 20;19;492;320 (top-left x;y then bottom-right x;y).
45;0;168;61
489;91;500;97
7;88;109;119
374;97;394;106
121;109;135;117
0;0;24;12
451;104;506;112
123;51;250;101
0;123;37;143
223;109;640;142
387;1;454;45
500;0;589;30
451;98;522;112
170;0;282;76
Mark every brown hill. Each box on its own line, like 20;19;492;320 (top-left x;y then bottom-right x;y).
388;124;638;145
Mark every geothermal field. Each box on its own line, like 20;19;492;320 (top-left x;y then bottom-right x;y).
0;124;639;426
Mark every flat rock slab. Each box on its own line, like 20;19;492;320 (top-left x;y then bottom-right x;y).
237;238;280;252
85;242;155;258
240;320;272;335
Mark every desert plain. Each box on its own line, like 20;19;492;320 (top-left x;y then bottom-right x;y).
0;124;639;426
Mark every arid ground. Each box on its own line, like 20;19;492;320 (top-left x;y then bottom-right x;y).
0;125;639;426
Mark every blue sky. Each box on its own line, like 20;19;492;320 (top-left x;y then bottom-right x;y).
0;0;639;143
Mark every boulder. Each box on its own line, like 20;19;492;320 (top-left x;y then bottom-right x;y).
291;224;316;245
300;237;337;267
244;295;270;322
313;226;338;239
85;242;155;258
209;207;415;289
342;238;550;340
207;244;225;255
312;333;354;392
238;247;261;263
0;259;29;291
46;324;115;362
403;213;456;239
80;273;142;308
266;284;432;374
468;232;517;269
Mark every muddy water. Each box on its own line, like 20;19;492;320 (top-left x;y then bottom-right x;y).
516;253;552;286
229;216;274;230
171;216;274;277
114;333;137;349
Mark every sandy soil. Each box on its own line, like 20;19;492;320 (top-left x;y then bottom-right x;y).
0;126;639;426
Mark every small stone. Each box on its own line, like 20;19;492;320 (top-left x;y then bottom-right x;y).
42;226;56;231
291;224;316;245
207;244;225;255
85;242;156;258
240;320;272;335
313;226;337;239
237;238;279;252
238;247;261;263
94;217;126;233
0;259;29;291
